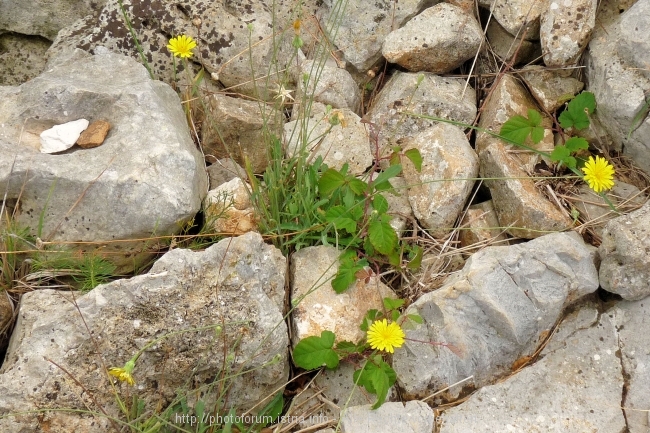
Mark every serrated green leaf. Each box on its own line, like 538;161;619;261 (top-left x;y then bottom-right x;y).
407;313;423;324
369;220;398;255
373;164;402;187
550;145;577;169
335;340;359;355
559;92;596;130
349;178;368;195
407;245;423;269
383;297;405;311
319;169;346;195
293;331;339;369
500;109;545;145
372;193;389;213
389;152;401;166
325;206;357;233
332;256;367;293
404;148;423;172
387;250;401;267
353;361;397;409
564;136;589;152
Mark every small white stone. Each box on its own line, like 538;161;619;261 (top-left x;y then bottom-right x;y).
39;119;89;153
594;354;601;361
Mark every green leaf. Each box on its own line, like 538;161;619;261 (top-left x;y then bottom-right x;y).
407;313;423;324
404;148;423;172
559;91;596;130
353;360;397;409
383;297;405;311
368;219;398;255
335;341;360;355
349;178;368;195
550;145;577;169
372;193;389;214
499;109;545;145
389;152;401;166
258;392;283;424
325;206;357;233
293;331;340;369
564;136;589;152
332;256;367;293
373;164;402;188
361;309;380;332
319;169;346;195
407;245;423;269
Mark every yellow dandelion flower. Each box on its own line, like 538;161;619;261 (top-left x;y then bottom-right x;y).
582;155;615;193
167;35;197;58
367;319;405;354
108;359;136;386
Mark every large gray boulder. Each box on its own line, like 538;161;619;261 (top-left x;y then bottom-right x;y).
0;233;288;433
0;50;207;272
393;232;599;400
0;33;51;86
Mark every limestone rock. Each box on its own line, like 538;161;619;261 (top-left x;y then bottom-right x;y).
540;0;597;66
0;0;105;40
39;118;89;153
284;106;372;176
0;233;288;433
573;182;646;237
439;304;626;432
393;232;599;400
599;200;650;300
584;0;650;174
290;245;397;347
478;0;549;40
402;123;478;238
517;66;584;112
340;401;435;433
201;94;284;174
382;3;483;74
294;59;361;115
76;119;110;148
385;177;414;234
485;18;540;65
459;200;509;251
0;33;51;86
319;0;439;73
206;158;245;190
609;299;650;432
366;72;477;155
618;0;650;80
0;50;207;273
203;177;256;236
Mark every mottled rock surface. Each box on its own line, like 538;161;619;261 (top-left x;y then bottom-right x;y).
540;0;597;66
340;401;435;433
0;33;51;86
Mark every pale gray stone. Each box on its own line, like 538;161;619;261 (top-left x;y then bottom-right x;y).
39;118;89;153
320;0;441;73
393;232;598;400
609;299;650;432
0;0;105;40
478;0;549;40
340;401;435;433
207;158;245;190
458;200;510;251
0;33;51;86
584;0;650;174
540;0;597;66
599;200;650;301
366;71;477;156
0;50;207;273
0;233;288;433
385;177;413;235
618;0;650;80
401;123;478;238
517;66;585;112
382;3;483;74
294;59;361;114
203;177;256;236
439;304;626;433
485;18;540;65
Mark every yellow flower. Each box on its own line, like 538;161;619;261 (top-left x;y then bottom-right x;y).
582;155;615;193
367;319;405;354
167;35;196;58
108;359;136;386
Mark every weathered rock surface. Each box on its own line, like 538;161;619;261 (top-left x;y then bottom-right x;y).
0;0;105;40
540;0;597;66
294;59;361;114
366;72;477;155
385;177;414;234
284;105;372;176
517;66;584;112
382;3;483;74
584;0;650;174
203;177;256;236
402;123;478;238
617;0;650;80
290;246;396;347
76;119;110;148
477;75;571;238
206;158;245;190
0;50;207;273
478;0;549;40
610;299;650;432
319;0;439;73
459;200;509;251
46;0;293;98
393;232;599;400
201;94;284;174
439;304;626;433
599;200;650;301
0;33;51;86
340;401;435;433
0;232;288;433
485;18;539;65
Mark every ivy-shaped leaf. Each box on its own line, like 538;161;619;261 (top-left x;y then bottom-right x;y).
564;136;589;152
372;193;389;214
335;341;360;356
368;219;398;255
353;358;397;409
332;253;368;293
383;297;405;311
325;206;357;233
558;91;596;130
373;164;402;190
550;145;577;169
348;178;368;195
499;109;545;145
404;148;423;172
318;169;346;195
293;331;339;369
